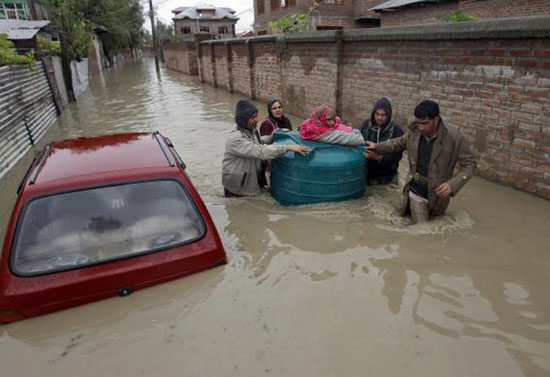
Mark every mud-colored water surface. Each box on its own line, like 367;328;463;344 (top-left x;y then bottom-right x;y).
1;59;549;377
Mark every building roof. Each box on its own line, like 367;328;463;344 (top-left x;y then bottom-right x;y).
172;6;190;14
370;0;439;11
219;7;236;15
172;3;238;21
0;20;50;40
194;2;216;10
237;30;255;38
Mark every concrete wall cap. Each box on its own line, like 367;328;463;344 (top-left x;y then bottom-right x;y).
197;16;550;46
201;37;247;45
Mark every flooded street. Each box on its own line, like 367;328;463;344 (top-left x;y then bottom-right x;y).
1;58;549;377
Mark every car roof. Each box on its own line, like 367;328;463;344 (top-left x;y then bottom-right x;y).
36;133;173;183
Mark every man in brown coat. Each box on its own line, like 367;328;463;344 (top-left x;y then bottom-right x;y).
365;100;477;223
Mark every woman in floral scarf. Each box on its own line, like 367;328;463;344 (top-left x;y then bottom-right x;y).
299;105;364;146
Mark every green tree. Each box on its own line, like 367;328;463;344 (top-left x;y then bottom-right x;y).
83;0;145;54
44;0;146;100
156;21;174;42
0;34;35;66
46;0;92;60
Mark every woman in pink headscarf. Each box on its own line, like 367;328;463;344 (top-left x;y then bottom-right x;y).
299;105;364;146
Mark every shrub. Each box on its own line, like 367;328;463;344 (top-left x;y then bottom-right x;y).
441;10;477;23
37;35;61;52
0;34;35;66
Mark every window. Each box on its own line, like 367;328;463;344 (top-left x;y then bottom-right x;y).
218;26;228;34
199;25;210;33
11;180;206;276
281;0;286;7
270;0;279;11
0;2;30;20
257;0;264;14
181;27;192;34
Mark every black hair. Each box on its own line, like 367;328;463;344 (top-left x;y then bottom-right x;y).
414;100;440;119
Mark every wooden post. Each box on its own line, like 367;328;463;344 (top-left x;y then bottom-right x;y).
59;33;76;102
41;54;63;114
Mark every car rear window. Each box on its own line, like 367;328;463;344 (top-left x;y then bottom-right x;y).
11;180;206;276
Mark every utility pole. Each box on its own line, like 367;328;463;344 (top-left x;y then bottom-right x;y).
156;16;163;63
149;0;160;73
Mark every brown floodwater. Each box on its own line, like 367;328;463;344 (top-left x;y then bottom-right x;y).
1;59;549;377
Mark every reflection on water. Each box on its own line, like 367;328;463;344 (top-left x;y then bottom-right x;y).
1;59;550;377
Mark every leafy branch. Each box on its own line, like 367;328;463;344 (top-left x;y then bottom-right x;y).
268;1;320;34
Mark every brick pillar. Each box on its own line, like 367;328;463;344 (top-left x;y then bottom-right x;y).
225;41;234;93
210;43;217;87
246;40;256;100
277;36;287;109
334;30;344;117
196;40;204;82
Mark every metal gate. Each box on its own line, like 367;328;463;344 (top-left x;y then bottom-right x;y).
0;62;57;179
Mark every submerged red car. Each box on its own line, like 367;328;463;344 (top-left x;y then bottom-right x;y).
0;132;226;323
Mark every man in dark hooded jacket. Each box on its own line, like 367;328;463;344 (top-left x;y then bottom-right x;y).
360;98;404;185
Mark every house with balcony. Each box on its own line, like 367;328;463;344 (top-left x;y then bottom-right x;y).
172;3;239;39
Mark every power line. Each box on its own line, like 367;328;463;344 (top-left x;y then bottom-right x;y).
235;8;253;17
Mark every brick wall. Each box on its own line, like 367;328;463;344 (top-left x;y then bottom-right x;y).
281;41;340;116
166;18;550;199
164;42;198;75
353;0;386;18
460;0;550;20
253;42;282;101
340;36;550;197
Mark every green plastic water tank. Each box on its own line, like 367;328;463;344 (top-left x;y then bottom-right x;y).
271;131;366;206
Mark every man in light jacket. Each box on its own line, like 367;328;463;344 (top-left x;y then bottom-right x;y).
222;100;310;197
366;100;477;223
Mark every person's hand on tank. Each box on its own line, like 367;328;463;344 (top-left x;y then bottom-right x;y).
365;141;376;150
364;149;384;162
286;145;311;155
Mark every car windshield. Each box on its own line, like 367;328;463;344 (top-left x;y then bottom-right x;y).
12;180;205;276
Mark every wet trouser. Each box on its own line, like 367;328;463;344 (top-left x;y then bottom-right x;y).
368;174;398;185
409;191;430;224
224;188;244;197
